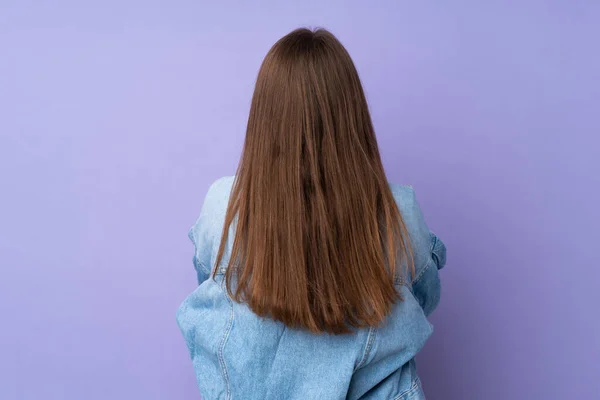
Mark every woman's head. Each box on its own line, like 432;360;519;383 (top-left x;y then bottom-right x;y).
216;28;412;334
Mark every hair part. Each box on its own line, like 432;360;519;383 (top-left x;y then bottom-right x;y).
214;28;413;334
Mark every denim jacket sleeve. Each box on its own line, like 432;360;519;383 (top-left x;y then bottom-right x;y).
412;232;446;316
390;183;447;317
188;224;211;286
188;177;233;285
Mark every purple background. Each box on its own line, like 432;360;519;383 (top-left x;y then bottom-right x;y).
1;1;599;399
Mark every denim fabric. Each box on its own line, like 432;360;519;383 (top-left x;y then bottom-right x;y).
177;176;446;400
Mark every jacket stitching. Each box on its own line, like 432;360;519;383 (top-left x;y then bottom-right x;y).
218;278;234;400
197;259;211;274
392;377;422;400
356;327;376;371
411;259;433;286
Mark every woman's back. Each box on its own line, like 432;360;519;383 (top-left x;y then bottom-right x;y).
177;176;446;399
177;27;446;399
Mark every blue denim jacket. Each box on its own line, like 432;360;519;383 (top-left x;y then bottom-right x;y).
177;176;446;400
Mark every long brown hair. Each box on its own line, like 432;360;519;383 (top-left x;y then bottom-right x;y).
215;28;413;334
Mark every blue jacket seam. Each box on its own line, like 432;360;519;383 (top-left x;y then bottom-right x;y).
355;327;376;371
411;260;433;286
392;377;422;399
197;259;211;274
218;279;234;400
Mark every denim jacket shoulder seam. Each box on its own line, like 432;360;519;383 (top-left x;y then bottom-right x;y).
355;326;376;371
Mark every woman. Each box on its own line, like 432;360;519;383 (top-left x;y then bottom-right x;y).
177;28;446;400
